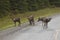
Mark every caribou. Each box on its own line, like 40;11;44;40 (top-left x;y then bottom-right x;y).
27;15;35;25
11;17;21;26
38;17;52;29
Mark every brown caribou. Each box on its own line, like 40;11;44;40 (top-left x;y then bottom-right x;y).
12;17;21;26
38;17;52;29
27;15;35;25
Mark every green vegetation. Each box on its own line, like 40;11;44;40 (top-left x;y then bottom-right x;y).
0;0;60;30
0;0;60;17
0;8;60;30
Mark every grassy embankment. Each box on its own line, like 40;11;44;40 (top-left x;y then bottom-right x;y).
0;8;60;31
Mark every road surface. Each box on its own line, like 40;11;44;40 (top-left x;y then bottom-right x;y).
0;14;60;40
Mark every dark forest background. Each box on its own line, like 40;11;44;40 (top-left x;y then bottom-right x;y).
0;0;60;17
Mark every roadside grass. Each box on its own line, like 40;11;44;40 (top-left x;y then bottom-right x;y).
0;8;60;31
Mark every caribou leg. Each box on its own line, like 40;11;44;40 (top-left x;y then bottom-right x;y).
43;22;48;29
42;21;45;29
14;22;16;26
45;23;48;29
29;20;32;25
18;21;21;26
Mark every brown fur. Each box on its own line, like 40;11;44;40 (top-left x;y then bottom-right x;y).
27;15;35;25
12;17;21;26
38;17;52;29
